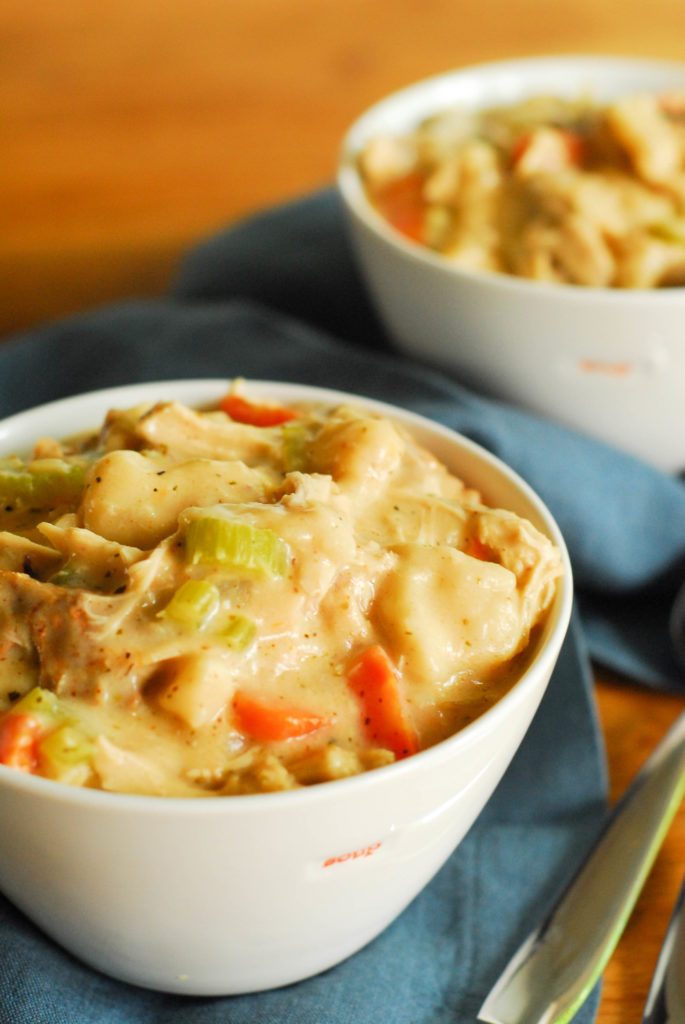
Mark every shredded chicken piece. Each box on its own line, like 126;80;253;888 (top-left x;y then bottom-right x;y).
94;736;196;797
0;532;62;574
606;95;683;185
135;402;280;465
614;232;685;287
358;134;417;189
221;750;298;795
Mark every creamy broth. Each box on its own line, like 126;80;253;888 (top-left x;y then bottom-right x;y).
0;387;561;796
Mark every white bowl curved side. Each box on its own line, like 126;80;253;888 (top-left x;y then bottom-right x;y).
338;57;685;472
0;380;572;994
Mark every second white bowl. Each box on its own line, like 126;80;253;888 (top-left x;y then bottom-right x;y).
338;56;685;473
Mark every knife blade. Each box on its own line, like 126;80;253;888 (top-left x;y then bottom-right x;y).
478;709;685;1024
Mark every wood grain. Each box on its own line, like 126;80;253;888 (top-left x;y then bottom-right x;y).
594;677;685;1022
2;3;685;1020
3;0;685;337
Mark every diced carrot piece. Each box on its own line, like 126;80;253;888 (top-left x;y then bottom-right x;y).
347;645;419;760
0;714;41;773
464;536;496;562
510;131;533;166
562;129;585;165
374;171;426;243
220;394;298;427
233;691;330;742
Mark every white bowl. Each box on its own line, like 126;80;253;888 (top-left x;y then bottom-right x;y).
338;56;685;473
0;379;572;995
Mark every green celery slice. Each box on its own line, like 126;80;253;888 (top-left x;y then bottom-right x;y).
220;614;257;651
0;469;34;503
185;517;288;578
0;459;86;508
282;422;310;472
650;218;685;246
49;557;88;589
39;723;94;783
160;579;221;630
12;687;62;727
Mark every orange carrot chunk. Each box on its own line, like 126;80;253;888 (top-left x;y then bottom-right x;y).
233;691;330;742
374;171;425;243
510;131;533;166
0;714;41;773
347;645;419;760
464;536;497;562
220;394;298;427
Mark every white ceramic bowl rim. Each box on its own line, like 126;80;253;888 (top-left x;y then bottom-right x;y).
338;54;685;301
0;378;573;816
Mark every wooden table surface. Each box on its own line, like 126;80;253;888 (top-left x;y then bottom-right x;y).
2;2;685;1019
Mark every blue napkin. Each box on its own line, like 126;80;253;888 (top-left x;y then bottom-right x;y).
0;188;683;1024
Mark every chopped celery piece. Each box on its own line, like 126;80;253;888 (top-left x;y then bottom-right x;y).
282;422;309;472
49;557;88;589
39;724;94;784
0;468;34;503
0;459;85;508
220;614;257;651
185;518;288;577
651;219;685;246
160;579;221;630
32;461;86;504
13;687;62;727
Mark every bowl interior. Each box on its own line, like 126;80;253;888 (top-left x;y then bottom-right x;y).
339;55;685;267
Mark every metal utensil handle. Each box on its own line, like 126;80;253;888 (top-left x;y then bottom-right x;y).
642;874;685;1024
479;710;685;1024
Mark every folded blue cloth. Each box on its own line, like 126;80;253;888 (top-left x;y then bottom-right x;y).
0;189;682;1024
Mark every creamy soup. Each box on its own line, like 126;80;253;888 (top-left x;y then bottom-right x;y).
0;386;561;796
359;92;685;288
